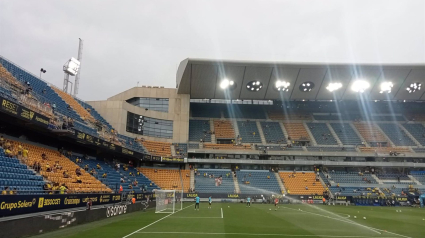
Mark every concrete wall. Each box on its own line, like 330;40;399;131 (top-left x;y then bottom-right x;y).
87;87;189;143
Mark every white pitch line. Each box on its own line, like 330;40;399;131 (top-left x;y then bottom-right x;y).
136;232;396;237
281;207;381;235
122;203;194;238
170;217;223;219
221;207;223;219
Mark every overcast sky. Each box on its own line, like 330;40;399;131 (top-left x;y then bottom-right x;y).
0;0;424;101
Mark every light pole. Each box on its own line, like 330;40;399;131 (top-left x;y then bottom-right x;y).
40;68;46;79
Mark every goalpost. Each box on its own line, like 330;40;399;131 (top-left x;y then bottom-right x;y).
154;189;183;213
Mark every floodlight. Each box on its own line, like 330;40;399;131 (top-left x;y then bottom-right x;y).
299;81;314;92
406;82;422;93
63;57;80;76
379;82;393;94
326;82;342;92
351;80;370;93
246;81;263;92
220;79;235;89
275;80;290;92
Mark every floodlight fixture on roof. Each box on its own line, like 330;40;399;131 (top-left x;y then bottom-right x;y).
351;79;370;93
406;82;421;93
246;81;263;92
379;82;393;94
275;80;290;92
299;81;314;92
326;82;342;92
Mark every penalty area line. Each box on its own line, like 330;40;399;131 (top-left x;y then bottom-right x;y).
122;203;194;238
221;207;223;219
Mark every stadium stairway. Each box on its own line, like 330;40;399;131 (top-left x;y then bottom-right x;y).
51;86;95;123
275;172;286;194
326;123;343;146
407;175;422;185
256;121;267;144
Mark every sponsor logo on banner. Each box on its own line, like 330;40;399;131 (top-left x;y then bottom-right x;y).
35;116;49;125
227;194;239;198
122;148;134;155
38;197;61;208
100;195;111;203
0;198;36;211
161;157;184;163
1;99;19;115
64;197;81;205
106;205;127;217
112;195;121;201
76;132;86;140
186;193;198;198
20;108;35;120
85;134;94;143
312;195;323;200
336;196;347;201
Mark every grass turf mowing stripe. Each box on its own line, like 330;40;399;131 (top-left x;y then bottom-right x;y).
136;232;397;237
122;203;194;238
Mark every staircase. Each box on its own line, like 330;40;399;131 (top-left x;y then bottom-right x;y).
327;123;343;146
210;119;216;143
275;172;286;194
170;145;177;157
190;170;195;190
371;174;383;184
349;122;369;147
256;121;267;144
408;175;422;185
398;123;422;147
233;174;241;193
303;122;317;146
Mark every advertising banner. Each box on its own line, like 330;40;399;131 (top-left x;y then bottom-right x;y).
0;96;50;127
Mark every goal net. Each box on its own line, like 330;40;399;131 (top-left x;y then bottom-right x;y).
154;190;183;213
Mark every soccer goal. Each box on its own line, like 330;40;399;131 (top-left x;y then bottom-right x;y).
154;189;183;213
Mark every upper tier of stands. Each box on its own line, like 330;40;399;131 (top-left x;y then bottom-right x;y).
138;168;190;192
359;147;410;153
189;120;211;142
377;123;416;146
313;114;405;121
307;123;338;145
195;169;235;193
268;112;312;121
410;171;425;184
353;123;387;143
306;147;356;152
214;120;235;139
401;123;425;146
283;123;310;141
237;121;262;143
236;170;281;194
52;87;95;123
203;144;251;150
279;171;324;195
223;105;266;119
330;123;362;145
141;141;172;157
260;122;286;144
0;148;45;194
174;143;187;157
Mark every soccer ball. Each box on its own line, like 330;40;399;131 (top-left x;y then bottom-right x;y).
228;206;230;208
354;216;357;219
363;217;366;220
269;209;271;211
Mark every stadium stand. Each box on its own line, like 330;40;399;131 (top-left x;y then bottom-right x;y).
377;123;416;146
328;171;378;184
74;157;158;193
237;121;262;143
173;143;187;157
306;123;338;145
203;144;251;150
283;123;310;141
358;147;410;153
138;168;190;192
260;122;286;144
353;123;388;143
237;170;281;194
329;186;379;196
410;171;425;184
330;123;362;145
306;147;356;152
194;169;235;193
141;140;172;157
188;143;200;149
0;147;45;194
51;86;95;122
189;120;211;142
279;171;325;195
401;123;425;146
214;120;235;139
7;140;111;193
257;145;303;151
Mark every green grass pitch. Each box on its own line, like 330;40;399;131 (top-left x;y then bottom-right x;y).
32;203;424;238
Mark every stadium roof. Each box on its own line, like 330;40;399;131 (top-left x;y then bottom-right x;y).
176;59;425;101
